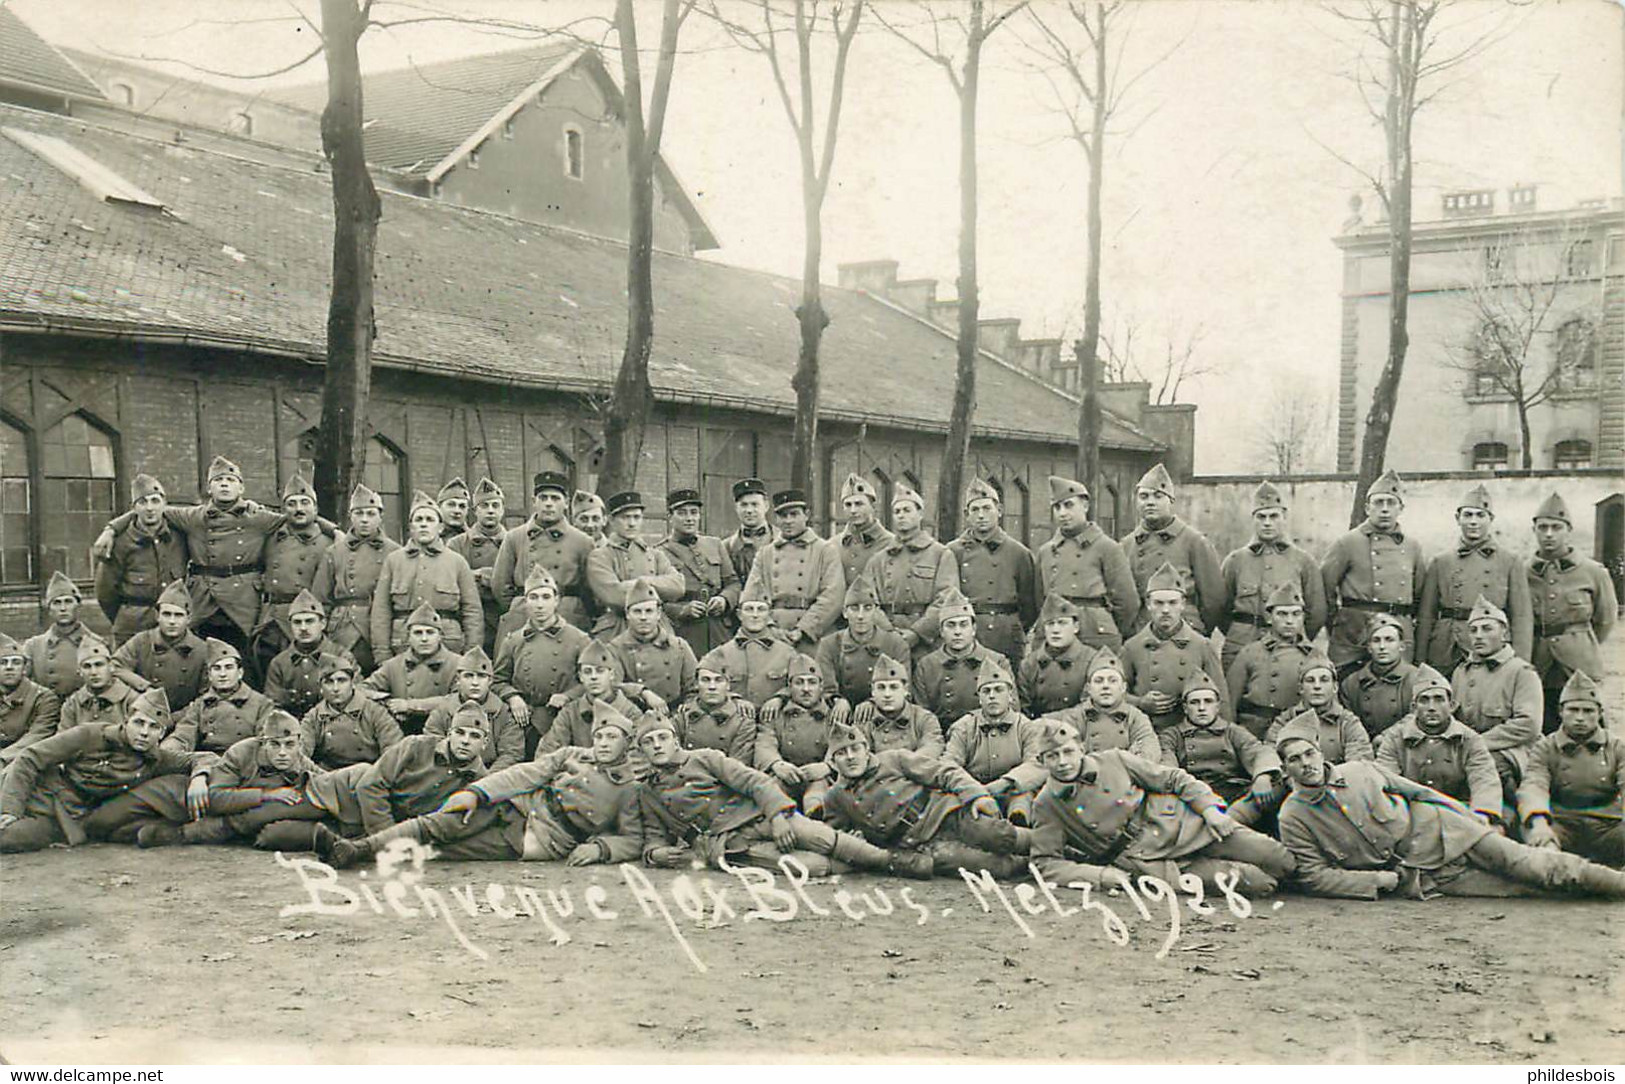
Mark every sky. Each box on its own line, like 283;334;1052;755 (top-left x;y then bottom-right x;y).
14;0;1622;471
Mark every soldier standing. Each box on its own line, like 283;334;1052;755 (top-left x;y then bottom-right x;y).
1218;481;1327;671
1416;483;1534;676
1321;469;1425;676
311;483;398;675
251;474;333;682
586;491;686;639
448;477;509;655
722;478;774;587
23;572;96;699
865;482;958;658
1120;563;1228;731
1122;463;1224;635
741;488;845;654
1033;476;1138;651
94;473;187;648
436;477;472;541
659;487;741;656
833;473;894;588
1224;582;1317;739
1527;492;1617;730
491;471;596;633
949;478;1039;664
370;491;483;660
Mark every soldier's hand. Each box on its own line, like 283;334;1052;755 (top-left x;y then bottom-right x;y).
1523;818;1560;850
565;842;605;867
92;528;116;561
185;776;211;820
642;691;669;715
969;795;1000;820
1373;870;1401;893
646;845;690;869
546;693;570;710
758;697;783;724
770;811;797;852
262;786;302;806
705;596;728;616
830;699;851;725
1250;773;1282;800
1143;691;1174;715
853;701;876;726
1200;806;1238;839
384;698;410;716
771;761;804;788
507;696;531;726
736;700;757;722
438;790;481;825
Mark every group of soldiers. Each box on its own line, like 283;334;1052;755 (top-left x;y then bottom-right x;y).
1;453;1622;904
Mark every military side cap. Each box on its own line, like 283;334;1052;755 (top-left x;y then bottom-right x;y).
1299;651;1336;680
157;580;191;612
457;646;494;676
0;632;22;659
450;703;491;732
406;601;441;629
826;720;869;752
976;653;1015;689
841;473;878;503
697;647;729;675
890;483;924;511
128;686;171;723
1273;709;1322;752
437;477;471;503
533;471;570;497
206;455;242;481
1038;593;1080;624
937;587;975;623
1182;669;1221;701
963;477;1001;508
606;491;644;516
1047;475;1089;504
739;577;771;606
259;710;303;740
282;474;316;502
624;579;660;610
45;570;81;603
523;565;559;595
732;478;767;501
349;483;384;511
773;488;809;513
1532;492;1570;526
1265;581;1305;611
408;490;442;519
871;653;908;684
286;588;324;619
1368;469;1404;499
1468;594;1508;627
76;635;111;665
1251;480;1286;513
788;653;821;681
1457;483;1493;515
205;638;241;666
1136;462;1175;498
590;697;635;736
1366;613;1405;640
635;710;675;743
1409;664;1451;703
571;489;604;515
844;574;880;608
130;473;165;502
1036;719;1080;757
666;488;703;511
472;477;504;504
318;652;358;679
1087;647;1124;677
1559;670;1604;708
1145;562;1186;597
578;639;622;675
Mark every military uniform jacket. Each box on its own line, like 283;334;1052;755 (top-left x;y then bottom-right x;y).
1338;659;1418;741
312;532;400;651
22;622;91;699
674;696;758;762
1527;548;1618;684
493;619;591;735
948;529;1039;661
1121;623;1229;730
639;748;795;844
1451;646;1543;772
722;525;774;589
355;734;487;834
1016;638;1095;716
913;644;998;725
423;691;525;773
0;721;213;832
300;691;404;770
201;737;323;815
1048;702;1161;762
472;747;644;862
1320;521;1426;666
824;749;987;848
742;530;845;643
1225;633;1316;723
94;518;187;645
608;627;698;708
943;711;1048;792
448;524;507;635
58;679;136;734
1220;539;1328;660
1158;720;1278;794
659;533;742;656
865;534;959;653
1374;716;1500;817
538;690;642;756
814;626;913;704
257;523;334;638
0;678;61;764
1518;731;1625;823
1278;761;1491;899
755;697;834;770
586;536;686;637
163;683;275;755
1035;524;1139;649
1417;539;1534;671
861;702;944;758
111;628;208;711
491;516;597;631
706;632;798;707
1123;516;1225;633
263;637;352;718
141;500;292;636
1031;750;1223;864
1263;703;1374;766
836;521;895;590
361;647;460;717
371;537;483;657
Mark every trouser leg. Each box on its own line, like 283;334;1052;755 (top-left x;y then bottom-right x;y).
1489;750;1521;810
1552;815;1624;868
925;838;1026;879
1031;854;1109;888
253;821;324;851
948;809;1028;856
801;777;829;818
81;775;191;840
226;798;328;839
1200;827;1297;880
1178;857;1282;897
0;816;67;852
1463;831;1625;899
790;815;892;871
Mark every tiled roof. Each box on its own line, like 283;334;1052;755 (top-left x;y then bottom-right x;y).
0;8;106;103
0;104;1161;452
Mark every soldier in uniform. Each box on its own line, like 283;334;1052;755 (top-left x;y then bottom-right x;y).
865;482;958;659
1034;476;1138;651
1417;484;1534;677
834;473;895;588
1527;492;1617;730
1017;594;1096;716
161;709;332;849
855;653;943;757
813;575;912;705
448;477;509;655
57;637;133;733
250;474;334;683
360;602;462;733
572;490;608;547
493;566;591;758
536;639;650;754
754;653;844;817
948;478;1038;664
1121;563;1229;731
1519;671;1623;866
658;488;740;656
163;639;274;755
371;490;483;660
0;633;60;766
1159;671;1282;829
492;471;597;633
311;483;399;675
1046;648;1161;761
722;478;773;586
673;661;758;762
1338;614;1419;741
349;707;492;837
436;477;472;541
942;654;1047;824
700;591;799;708
94;473;187;648
1218;481;1327;672
742;488;845;653
1452;595;1544;807
909;588;998;726
1374;665;1503;826
605;579;698;709
110;580;208;712
1321;469;1426;676
1225;582;1317;739
23;572;96;699
1123;463;1225;635
422;647;525;773
1262;653;1374;766
262;589;349;718
301;652;404;770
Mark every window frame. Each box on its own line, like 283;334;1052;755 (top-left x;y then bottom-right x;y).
1553;439;1593;470
562;125;584;181
1471;441;1509;472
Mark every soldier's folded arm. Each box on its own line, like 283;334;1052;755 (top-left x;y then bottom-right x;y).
1300;554;1330;640
1415;561;1442;659
1513;742;1554;827
457;563;483;650
1193;538;1226;633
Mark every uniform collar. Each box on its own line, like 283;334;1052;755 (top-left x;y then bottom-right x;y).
733;630;777;648
1056;523;1100;547
780;530;815;548
736;524;772;542
1146;623;1195;648
1399;715;1463;743
320;691;368;717
1247;537;1290;554
608;535;645;552
133;518;173;541
1556;732;1607;754
1456;537;1496;557
1261;631;1312;652
150;632;200;656
1134;516;1183;544
961;527;1007;550
46;622;86;647
886;532;934;555
406;651;451;671
939;647;982;668
405;537;445;556
0;679;36;709
872;705;915;729
527;516;567;540
346;532;386;551
204;683;252;707
1358;520;1405;543
839;630;885;655
470;523;505;541
976;710;1018;733
1293;765;1348;803
623;627;674;649
1360;659;1407;685
842;522;885;546
277;521;322;542
1530;548;1576;574
205;499;250;519
688;698;738;723
522;618;566;640
1468;644;1516;670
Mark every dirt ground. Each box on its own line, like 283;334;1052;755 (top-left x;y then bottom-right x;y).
2;842;1623;1065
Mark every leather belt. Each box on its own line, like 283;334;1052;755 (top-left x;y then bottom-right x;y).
972;602;1020;615
189;562;263;578
1436;606;1474;622
1536;618;1588;638
119;592;159;605
264;591;302;605
774;595;810;609
1341;598;1414;616
1228;611;1266;628
1065;595;1109;607
884;603;929;617
1237;698;1279;718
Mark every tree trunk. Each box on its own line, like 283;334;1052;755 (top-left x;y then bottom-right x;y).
790;172;827;495
313;0;381;523
1517;400;1533;469
600;144;657;497
1074;6;1107;515
937;11;983;540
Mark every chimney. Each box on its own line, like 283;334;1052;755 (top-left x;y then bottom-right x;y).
890;277;937;316
1017;338;1062;375
1508;183;1538;212
1100;381;1151;428
978;318;1021;359
1442;189;1495;218
836;259;899;293
929;298;960;331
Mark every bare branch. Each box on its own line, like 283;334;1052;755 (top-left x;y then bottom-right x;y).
98;43;328;81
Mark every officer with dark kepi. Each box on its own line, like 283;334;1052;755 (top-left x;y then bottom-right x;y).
722;478;774;587
492;471;596;633
659;487;741;657
586;491;686;639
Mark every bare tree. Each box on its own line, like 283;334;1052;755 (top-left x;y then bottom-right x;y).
874;0;1028;536
1091;307;1216;402
1442;227;1602;468
707;0;865;495
1253;376;1334;476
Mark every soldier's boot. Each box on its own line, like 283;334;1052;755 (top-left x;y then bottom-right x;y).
827;830;895;874
181;817;233;845
886;849;936;881
322;821;423;870
136;822;184;848
254;822;321;851
1011;827;1034;855
1550;852;1625;899
104;822;144;845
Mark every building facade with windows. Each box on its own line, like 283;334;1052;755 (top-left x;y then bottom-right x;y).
1335;190;1624;472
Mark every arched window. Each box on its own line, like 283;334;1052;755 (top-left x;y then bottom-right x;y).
563;126;584;180
1003;476;1031;545
111;82;135;107
0;420;33;586
1471;318;1512;396
226;111;254;137
40;413;116;581
1554;317;1598;391
1472;441;1509;471
1554;439;1593;470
